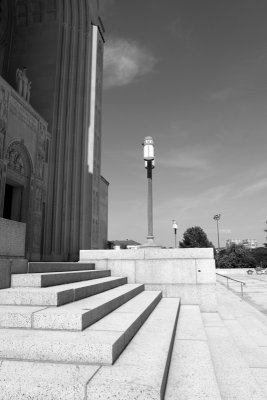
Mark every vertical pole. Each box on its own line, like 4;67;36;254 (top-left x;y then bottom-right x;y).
147;161;154;241
217;219;220;250
174;229;177;248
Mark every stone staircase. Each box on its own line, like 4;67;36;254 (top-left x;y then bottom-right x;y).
1;263;267;399
0;262;180;399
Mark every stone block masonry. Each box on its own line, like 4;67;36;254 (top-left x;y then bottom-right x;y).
0;218;27;288
79;248;217;312
0;218;26;258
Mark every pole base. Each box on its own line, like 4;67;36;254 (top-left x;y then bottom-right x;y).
139;236;162;248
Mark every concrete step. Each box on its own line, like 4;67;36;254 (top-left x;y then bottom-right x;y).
0;283;143;330
0;291;162;364
32;283;144;331
86;298;180;399
0;360;99;400
203;311;266;399
0;276;127;306
11;269;110;288
165;305;221;400
217;285;267;397
28;262;95;273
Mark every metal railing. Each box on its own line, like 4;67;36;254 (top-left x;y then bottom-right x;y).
216;273;246;297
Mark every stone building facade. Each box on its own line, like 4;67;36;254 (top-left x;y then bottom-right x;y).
0;0;108;261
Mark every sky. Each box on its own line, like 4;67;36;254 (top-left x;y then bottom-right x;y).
99;0;267;248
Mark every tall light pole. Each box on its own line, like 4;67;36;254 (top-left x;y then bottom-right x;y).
172;219;178;248
143;136;155;246
213;214;221;250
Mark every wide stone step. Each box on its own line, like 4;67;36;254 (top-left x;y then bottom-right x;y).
11;269;110;288
0;291;162;364
86;298;180;399
28;262;95;273
165;305;221;399
0;276;127;306
203;312;266;399
0;360;99;400
31;283;144;331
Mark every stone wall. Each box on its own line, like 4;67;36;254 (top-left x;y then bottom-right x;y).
79;247;217;312
0;217;27;288
0;217;26;257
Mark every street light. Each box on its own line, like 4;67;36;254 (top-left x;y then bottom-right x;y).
172;219;178;248
143;136;156;246
213;214;221;250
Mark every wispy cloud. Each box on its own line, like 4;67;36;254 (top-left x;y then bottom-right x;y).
103;37;157;89
234;178;267;199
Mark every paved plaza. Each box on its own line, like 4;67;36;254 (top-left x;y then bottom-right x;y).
217;271;267;316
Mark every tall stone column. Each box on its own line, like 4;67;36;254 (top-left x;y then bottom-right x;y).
43;0;104;260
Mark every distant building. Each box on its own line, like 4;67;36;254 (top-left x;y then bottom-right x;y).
226;239;258;249
110;240;141;250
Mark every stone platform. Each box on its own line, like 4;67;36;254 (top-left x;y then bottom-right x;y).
79;248;216;312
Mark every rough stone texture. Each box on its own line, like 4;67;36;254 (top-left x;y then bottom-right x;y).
80;247;214;261
79;248;216;311
0;291;161;365
32;284;144;331
0;277;127;306
0;259;10;289
11;270;110;288
0;305;47;328
86;298;180;399
0;360;99;400
135;259;196;284
0;218;26;258
205;318;266;399
165;340;221;400
176;305;207;341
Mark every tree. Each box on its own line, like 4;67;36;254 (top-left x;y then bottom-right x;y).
179;226;214;248
264;221;267;247
251;247;267;268
216;244;257;269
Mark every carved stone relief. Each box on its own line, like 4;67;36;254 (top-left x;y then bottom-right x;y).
16;67;31;103
10;95;38;131
7;147;25;174
35;122;47;179
5;141;32;178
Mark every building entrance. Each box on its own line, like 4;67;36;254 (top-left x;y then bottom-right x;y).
3;183;23;221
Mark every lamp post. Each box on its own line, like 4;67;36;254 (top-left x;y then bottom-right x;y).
172;219;178;248
213;214;221;250
143;136;156;246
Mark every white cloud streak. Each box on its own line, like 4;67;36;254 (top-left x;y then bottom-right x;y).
234;178;267;198
104;37;157;89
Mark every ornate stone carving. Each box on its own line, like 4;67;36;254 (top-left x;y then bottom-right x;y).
35;122;47;179
16;67;31;103
7;147;25;174
10;95;38;131
5;141;32;178
0;85;8;134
